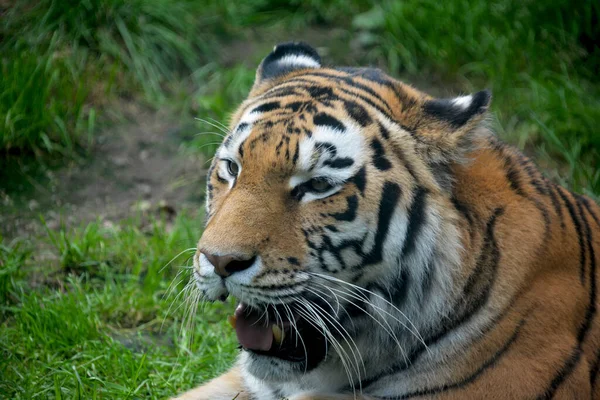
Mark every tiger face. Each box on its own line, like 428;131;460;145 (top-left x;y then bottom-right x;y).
193;42;491;385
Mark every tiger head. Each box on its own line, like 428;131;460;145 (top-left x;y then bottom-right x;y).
193;42;491;385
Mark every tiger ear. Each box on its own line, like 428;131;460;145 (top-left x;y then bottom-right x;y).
415;90;491;164
252;42;321;90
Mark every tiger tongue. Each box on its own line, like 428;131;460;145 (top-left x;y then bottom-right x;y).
234;303;273;351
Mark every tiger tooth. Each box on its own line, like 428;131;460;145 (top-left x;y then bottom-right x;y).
272;324;284;344
228;315;237;329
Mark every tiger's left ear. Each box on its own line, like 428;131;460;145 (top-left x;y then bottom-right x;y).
415;90;491;164
251;42;321;92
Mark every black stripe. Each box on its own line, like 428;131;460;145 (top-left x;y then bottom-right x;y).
223;134;234;148
261;79;394;131
451;197;475;229
371;138;393;171
363;182;402;265
578;198;594;284
292;140;300;166
579;195;600;228
419;258;435;303
378;122;390;139
236;122;249;132
287;257;300;266
286;101;304;112
330;195;358;222
261;85;304;100
590;347;600;390
398;187;428;261
384;317;526;399
537;194;597;399
343;67;419;112
503;154;526;196
302;71;394;114
306;85;335;100
279;76;393;118
313;112;345;132
501;152;551;241
454;207;504;323
370;268;411;311
238;139;246;159
251;101;280;114
514;154;553;239
532;196;552;243
215;174;228;184
344;100;372;127
337;86;391;121
350;167;367;196
517;154;548;196
388;141;418;181
315;141;337;157
359;207;504;390
323;158;354;169
547;183;566;230
557;187;587;284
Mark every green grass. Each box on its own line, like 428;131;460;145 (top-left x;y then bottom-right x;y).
0;38;94;156
1;0;224;156
0;215;238;399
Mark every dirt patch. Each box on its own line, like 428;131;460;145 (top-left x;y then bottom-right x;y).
0;102;207;238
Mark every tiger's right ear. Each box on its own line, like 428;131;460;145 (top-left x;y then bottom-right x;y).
252;42;321;91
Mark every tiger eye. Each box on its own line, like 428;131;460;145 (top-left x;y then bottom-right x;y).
227;160;240;177
310;179;332;193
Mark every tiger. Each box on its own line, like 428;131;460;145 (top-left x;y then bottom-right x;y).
175;42;600;400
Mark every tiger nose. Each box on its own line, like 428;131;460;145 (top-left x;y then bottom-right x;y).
201;251;257;278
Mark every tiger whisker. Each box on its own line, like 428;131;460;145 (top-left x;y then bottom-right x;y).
180;283;201;346
160;247;197;274
309;272;428;350
302;288;367;386
311;281;409;366
162;263;195;308
163;266;192;303
166;278;197;321
294;297;359;394
195;117;230;136
308;285;355;330
198;142;225;151
314;280;416;353
161;269;195;332
293;299;356;391
194;131;227;138
281;301;308;369
205;116;231;133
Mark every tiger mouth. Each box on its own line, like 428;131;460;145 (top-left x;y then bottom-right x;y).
230;302;328;369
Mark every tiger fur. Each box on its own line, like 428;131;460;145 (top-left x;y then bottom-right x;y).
175;42;600;400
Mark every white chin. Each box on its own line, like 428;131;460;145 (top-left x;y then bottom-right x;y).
241;351;303;382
